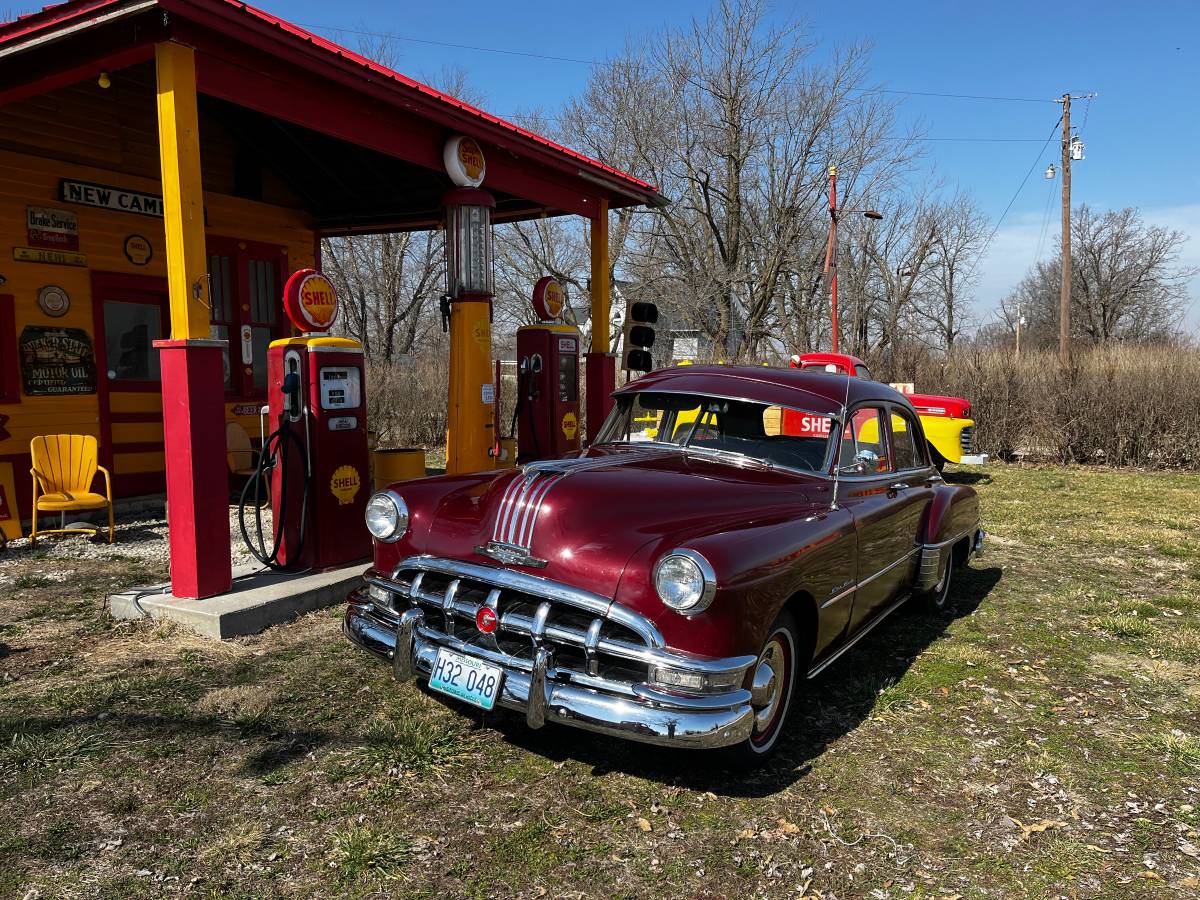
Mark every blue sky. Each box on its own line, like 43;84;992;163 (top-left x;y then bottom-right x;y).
261;0;1199;331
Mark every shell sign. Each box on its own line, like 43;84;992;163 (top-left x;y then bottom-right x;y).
283;268;339;333
330;465;361;506
444;135;486;188
532;276;565;322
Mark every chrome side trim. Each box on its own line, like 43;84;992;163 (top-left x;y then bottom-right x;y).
857;547;919;591
807;592;910;679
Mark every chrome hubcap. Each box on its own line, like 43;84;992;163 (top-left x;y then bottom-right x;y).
751;639;786;735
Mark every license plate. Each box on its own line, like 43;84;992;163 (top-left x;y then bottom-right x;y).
428;649;503;710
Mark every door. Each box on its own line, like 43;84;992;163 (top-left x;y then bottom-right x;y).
837;405;927;633
92;272;169;497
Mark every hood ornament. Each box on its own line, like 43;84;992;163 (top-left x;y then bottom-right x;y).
475;540;548;569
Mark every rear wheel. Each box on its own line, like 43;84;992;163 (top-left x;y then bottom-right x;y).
719;609;800;767
920;551;957;612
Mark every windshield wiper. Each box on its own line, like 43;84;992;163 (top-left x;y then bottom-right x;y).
682;445;774;470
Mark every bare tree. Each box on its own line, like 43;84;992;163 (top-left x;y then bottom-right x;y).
559;0;919;361
913;191;989;352
1003;205;1195;348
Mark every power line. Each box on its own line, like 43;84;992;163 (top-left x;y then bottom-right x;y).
295;20;1067;104
295;22;597;65
964;114;1064;291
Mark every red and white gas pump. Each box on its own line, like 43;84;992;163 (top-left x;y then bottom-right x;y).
514;276;581;463
238;269;370;570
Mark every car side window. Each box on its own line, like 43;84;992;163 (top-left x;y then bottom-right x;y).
854;364;872;380
889;408;924;470
838;406;890;473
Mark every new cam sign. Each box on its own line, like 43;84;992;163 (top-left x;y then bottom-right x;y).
60;179;164;218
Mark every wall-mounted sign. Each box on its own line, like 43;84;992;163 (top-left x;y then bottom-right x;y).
60;178;164;217
232;403;261;417
444;135;486;187
532;276;565;322
13;247;87;267
123;234;152;265
283;268;339;332
36;285;70;318
18;326;97;396
26;206;79;251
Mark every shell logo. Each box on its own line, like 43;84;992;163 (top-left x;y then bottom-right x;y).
561;411;578;441
532;276;565;322
330;465;361;506
444;135;487;188
283;268;340;333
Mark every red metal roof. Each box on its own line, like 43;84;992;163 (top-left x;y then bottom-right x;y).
0;0;662;204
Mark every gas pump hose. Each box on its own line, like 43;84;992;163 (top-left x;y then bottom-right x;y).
237;418;311;571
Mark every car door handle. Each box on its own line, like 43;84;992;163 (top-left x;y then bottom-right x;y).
888;482;910;491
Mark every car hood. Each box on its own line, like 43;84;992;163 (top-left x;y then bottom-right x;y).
407;446;831;600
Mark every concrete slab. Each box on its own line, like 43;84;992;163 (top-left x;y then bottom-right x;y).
107;561;368;639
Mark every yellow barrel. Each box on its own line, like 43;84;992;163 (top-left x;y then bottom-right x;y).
373;448;426;491
493;438;517;469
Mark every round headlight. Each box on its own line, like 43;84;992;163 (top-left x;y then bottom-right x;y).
653;549;716;613
365;491;408;543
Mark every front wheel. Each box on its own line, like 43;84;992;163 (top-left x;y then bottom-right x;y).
719;609;800;768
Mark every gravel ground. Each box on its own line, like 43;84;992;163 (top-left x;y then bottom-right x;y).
0;506;274;589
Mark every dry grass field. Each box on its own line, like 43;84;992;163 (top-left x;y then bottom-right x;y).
1;465;1198;898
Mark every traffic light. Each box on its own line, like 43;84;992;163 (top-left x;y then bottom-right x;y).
621;301;658;372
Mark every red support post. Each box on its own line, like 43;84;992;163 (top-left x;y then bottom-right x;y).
584;352;616;444
154;339;232;599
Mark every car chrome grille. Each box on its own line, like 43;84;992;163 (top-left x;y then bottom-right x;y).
367;557;664;694
960;426;974;454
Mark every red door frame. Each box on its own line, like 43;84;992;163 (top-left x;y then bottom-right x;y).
91;271;170;497
205;234;290;402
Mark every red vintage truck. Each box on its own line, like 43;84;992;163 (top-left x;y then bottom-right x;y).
788;352;980;470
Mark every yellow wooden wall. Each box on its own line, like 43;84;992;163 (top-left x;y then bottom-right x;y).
0;66;317;507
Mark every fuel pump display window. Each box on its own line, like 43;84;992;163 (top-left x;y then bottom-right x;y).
557;351;578;403
319;367;362;410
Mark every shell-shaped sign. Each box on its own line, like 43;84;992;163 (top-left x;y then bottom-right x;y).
444;135;486;188
532;276;565;322
283;268;339;333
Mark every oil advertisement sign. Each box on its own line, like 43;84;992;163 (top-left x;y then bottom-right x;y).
19;326;97;396
26;206;79;251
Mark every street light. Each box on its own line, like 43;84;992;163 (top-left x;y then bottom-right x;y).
822;166;884;352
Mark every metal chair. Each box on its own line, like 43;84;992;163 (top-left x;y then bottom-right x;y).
29;434;114;546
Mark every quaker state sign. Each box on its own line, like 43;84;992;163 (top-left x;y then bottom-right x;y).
283;268;339;333
18;326;97;396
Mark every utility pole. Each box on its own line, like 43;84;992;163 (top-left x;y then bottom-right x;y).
1058;92;1072;368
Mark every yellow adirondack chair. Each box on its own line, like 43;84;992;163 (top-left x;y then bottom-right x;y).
29;435;115;546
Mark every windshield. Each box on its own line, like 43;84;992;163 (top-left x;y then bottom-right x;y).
595;391;836;473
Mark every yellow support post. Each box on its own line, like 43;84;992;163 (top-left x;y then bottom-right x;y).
155;41;210;338
589;198;610;353
445;298;493;474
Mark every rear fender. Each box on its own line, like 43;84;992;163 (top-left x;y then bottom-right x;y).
915;483;980;591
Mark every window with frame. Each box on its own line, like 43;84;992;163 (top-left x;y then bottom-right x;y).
889;408;924;471
839;406;890;473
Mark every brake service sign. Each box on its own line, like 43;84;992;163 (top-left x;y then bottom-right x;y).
283;268;339;333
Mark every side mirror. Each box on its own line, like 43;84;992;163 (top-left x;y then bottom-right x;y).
840;448;879;475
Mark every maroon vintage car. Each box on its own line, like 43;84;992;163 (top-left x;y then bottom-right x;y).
345;366;983;764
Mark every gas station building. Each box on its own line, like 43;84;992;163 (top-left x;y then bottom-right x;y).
0;0;663;598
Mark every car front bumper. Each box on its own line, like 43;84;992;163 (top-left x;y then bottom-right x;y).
344;590;757;750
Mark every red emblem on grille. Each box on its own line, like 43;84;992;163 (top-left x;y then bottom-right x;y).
476;606;498;634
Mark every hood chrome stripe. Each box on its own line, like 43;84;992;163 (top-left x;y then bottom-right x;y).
512;473;554;548
517;472;564;548
504;472;543;545
493;472;525;543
